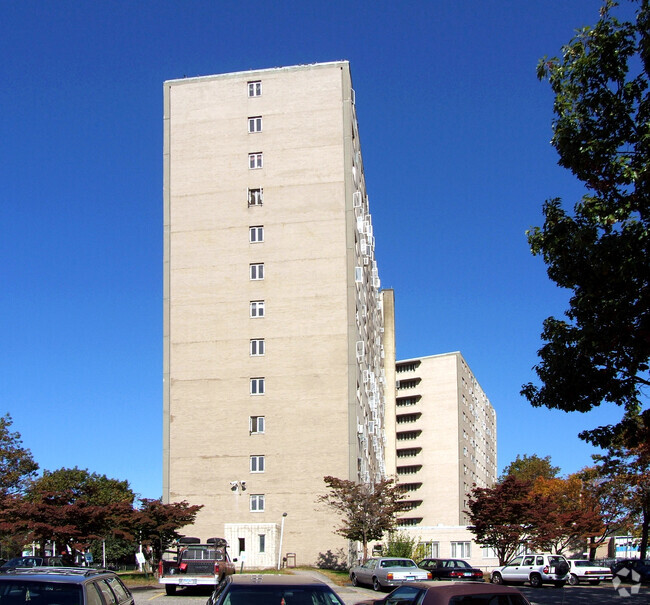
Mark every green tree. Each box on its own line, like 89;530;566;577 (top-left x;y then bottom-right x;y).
318;476;408;562
521;0;650;449
17;468;136;556
382;531;423;560
0;414;38;495
500;454;560;483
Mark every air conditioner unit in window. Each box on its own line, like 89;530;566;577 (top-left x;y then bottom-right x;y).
353;191;362;208
364;257;369;265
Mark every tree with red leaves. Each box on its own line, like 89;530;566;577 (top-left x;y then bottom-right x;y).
318;476;407;562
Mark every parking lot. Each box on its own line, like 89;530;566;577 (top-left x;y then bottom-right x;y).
130;576;650;605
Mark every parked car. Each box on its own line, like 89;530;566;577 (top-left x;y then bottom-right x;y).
0;556;65;571
350;557;432;591
566;559;613;585
206;574;345;605
353;581;531;605
491;553;569;588
611;559;650;584
417;558;484;581
0;567;134;605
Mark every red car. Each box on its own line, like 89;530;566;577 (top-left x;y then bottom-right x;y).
354;581;530;605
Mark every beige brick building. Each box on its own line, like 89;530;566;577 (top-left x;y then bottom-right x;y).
162;62;394;567
393;352;498;568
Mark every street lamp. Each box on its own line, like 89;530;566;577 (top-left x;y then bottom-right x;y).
277;512;288;570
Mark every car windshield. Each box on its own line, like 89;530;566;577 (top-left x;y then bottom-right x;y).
0;581;82;605
222;586;344;605
381;560;416;568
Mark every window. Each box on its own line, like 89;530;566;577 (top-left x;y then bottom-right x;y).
259;534;266;553
248;81;261;97
250;263;264;280
248;188;263;206
250;377;265;395
451;541;471;558
355;266;363;283
482;546;498;559
250;300;265;318
250;416;265;434
248;116;262;133
238;538;245;556
250;455;265;473
249;226;264;243
250;338;265;356
250;494;264;512
249;153;263;169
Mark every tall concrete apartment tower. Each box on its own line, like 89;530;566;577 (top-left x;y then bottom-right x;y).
394;353;497;563
163;62;395;567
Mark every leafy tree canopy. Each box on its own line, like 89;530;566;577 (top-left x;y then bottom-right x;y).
135;498;203;562
500;454;560;483
26;467;135;506
318;476;407;561
0;414;38;495
521;0;650;449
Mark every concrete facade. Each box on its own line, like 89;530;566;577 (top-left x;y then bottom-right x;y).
394;352;497;527
163;62;393;567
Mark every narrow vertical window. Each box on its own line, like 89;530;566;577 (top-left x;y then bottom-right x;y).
250;494;264;511
250;416;265;434
250;263;264;280
249;226;264;243
250;377;265;395
250;455;265;473
248;81;262;97
250;300;265;318
248;116;262;133
248;188;263;206
259;534;266;553
250;339;265;356
249;153;263;169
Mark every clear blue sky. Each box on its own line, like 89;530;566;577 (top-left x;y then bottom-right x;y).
1;0;632;500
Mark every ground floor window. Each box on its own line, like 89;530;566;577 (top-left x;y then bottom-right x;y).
419;541;439;558
259;534;266;553
451;541;471;558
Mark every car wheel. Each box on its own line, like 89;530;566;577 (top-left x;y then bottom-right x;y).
351;574;358;587
491;572;503;585
530;574;542;588
372;577;382;591
589;581;600;585
165;585;176;596
568;573;579;586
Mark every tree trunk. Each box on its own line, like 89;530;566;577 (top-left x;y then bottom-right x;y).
588;536;597;561
640;503;649;560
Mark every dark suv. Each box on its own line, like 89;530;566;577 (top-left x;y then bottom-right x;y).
0;567;134;605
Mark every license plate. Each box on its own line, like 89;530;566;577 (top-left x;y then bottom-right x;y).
179;579;197;585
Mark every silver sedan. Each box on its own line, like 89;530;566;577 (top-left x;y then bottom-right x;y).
350;557;432;591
